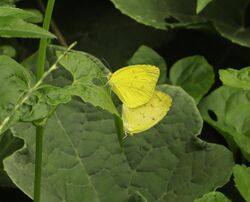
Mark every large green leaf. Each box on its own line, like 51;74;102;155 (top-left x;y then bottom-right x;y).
5;101;132;202
110;0;250;47
194;191;231;202
127;45;167;84
233;165;250;202
169;56;214;104
4;85;233;202
0;17;54;38
199;86;250;160
219;67;250;90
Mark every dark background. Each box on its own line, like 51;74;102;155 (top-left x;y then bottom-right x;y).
1;0;250;201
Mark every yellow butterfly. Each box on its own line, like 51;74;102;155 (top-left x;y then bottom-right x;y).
108;65;160;108
122;90;172;134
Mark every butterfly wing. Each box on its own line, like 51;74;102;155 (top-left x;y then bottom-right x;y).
122;91;172;134
109;65;160;108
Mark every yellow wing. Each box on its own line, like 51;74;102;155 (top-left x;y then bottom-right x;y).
108;65;160;108
122;90;172;134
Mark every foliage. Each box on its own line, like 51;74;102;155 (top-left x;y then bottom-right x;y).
233;165;250;202
0;6;54;38
196;0;214;14
1;0;250;201
219;67;250;90
4;85;233;202
195;191;231;202
169;56;214;104
110;0;250;47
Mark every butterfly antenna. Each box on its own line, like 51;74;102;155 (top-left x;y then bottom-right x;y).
101;58;112;71
109;84;114;94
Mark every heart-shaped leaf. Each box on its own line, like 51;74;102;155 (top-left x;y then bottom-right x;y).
4;85;234;202
199;86;250;160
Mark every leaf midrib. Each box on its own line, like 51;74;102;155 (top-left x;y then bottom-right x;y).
54;112;101;202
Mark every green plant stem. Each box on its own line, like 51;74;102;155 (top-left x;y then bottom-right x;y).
34;0;55;202
114;115;125;149
36;0;55;80
33;126;44;202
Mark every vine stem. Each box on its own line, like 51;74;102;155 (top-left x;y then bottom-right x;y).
34;0;55;201
113;115;125;149
36;0;55;80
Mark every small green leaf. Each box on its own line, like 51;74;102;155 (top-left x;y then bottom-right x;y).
128;45;167;84
194;191;231;202
233;165;250;202
199;86;250;161
20;85;72;123
0;6;40;21
0;45;16;57
0;16;55;38
170;55;214;104
196;0;213;14
53;47;118;115
219;67;250;90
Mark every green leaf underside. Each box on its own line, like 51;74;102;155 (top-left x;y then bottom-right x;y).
4;85;233;202
53;46;118;116
110;0;250;47
0;17;54;38
127;45;167;84
233;165;250;202
199;86;250;161
196;0;214;14
194;191;231;202
219;67;250;90
170;55;214;104
0;55;32;133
